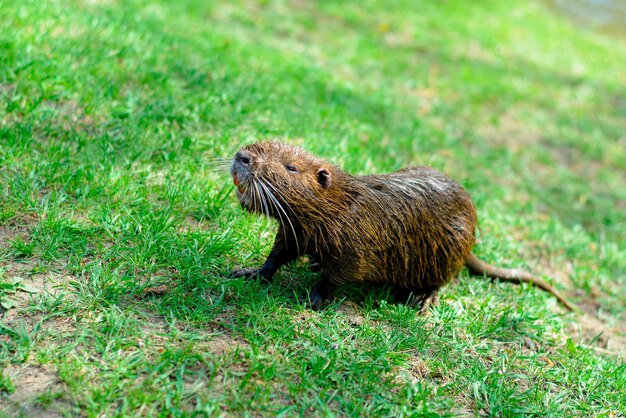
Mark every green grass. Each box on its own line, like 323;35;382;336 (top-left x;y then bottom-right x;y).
1;0;625;416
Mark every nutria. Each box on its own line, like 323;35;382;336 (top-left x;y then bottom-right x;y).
229;142;575;312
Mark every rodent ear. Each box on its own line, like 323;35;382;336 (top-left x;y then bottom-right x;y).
316;168;332;189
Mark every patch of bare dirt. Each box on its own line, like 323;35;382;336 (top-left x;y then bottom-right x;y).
335;301;365;327
189;314;251;357
1;364;72;417
1;260;68;321
571;313;626;358
1;222;47;325
1;89;100;134
489;229;626;354
1;220;78;337
0;218;35;250
133;305;250;358
393;357;431;387
0;82;16;94
177;215;217;234
128;311;252;410
515;234;626;357
199;332;247;357
37;99;101;135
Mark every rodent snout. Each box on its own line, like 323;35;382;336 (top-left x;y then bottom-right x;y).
234;151;252;166
232;150;253;195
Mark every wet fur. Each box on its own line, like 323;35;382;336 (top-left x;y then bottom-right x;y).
230;142;574;311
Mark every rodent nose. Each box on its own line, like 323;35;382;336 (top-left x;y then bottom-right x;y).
235;151;251;166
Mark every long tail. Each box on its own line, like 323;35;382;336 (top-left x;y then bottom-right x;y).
465;253;576;312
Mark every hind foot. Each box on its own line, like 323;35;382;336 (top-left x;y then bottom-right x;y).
417;291;439;314
307;275;336;311
393;286;439;313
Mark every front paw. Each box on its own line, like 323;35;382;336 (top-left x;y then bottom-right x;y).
232;267;273;283
232;267;262;279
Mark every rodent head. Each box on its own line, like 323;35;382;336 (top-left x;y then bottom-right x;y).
230;142;334;218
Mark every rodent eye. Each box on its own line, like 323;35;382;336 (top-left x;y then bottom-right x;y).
286;164;298;173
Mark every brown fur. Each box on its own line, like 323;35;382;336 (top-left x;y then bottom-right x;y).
230;142;575;312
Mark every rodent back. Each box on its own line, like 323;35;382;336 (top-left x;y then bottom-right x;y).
323;168;477;287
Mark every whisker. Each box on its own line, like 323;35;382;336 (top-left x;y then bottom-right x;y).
252;179;261;215
202;164;232;174
186;158;233;172
261;179;303;226
254;181;266;222
263;181;302;229
253;180;275;234
261;181;303;241
259;179;300;254
258;180;288;237
256;179;272;220
203;157;232;164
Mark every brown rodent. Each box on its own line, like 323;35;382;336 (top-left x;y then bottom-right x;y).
230;141;575;312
